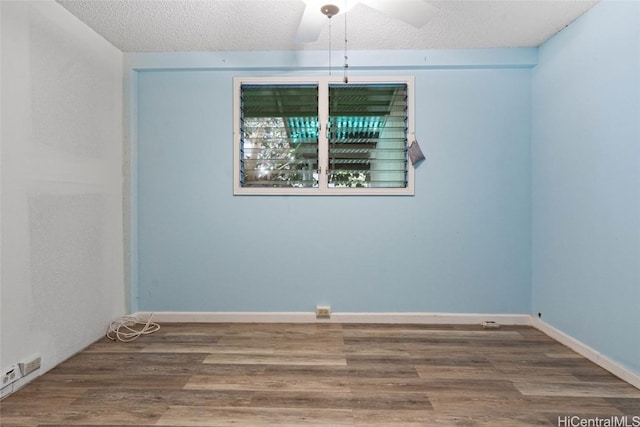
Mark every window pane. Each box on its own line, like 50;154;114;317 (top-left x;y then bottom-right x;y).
240;85;319;188
328;84;408;188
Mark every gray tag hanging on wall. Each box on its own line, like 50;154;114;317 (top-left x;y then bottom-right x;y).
408;139;426;166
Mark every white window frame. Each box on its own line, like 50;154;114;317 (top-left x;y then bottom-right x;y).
233;76;415;196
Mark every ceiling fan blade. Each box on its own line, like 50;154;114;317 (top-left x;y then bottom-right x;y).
295;1;327;43
359;0;436;28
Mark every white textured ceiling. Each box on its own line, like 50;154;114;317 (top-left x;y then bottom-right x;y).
56;0;599;52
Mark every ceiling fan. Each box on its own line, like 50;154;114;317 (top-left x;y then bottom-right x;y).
295;0;437;43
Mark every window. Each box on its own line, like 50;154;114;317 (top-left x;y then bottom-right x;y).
234;77;415;195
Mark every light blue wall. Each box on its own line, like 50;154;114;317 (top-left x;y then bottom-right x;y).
532;0;640;376
133;52;532;314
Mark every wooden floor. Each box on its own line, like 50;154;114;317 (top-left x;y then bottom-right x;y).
1;323;639;426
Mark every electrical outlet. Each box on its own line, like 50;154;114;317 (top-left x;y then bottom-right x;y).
19;355;41;377
1;365;21;387
316;305;331;319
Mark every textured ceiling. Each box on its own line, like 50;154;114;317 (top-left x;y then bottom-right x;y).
56;0;599;52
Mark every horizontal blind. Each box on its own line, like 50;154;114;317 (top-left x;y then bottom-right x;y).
328;84;408;188
240;84;319;188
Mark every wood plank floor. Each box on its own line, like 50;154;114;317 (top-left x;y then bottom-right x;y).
1;323;639;426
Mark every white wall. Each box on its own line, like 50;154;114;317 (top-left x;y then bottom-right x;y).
1;0;125;394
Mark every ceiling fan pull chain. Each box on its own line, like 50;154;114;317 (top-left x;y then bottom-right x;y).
343;0;349;83
321;4;341;76
329;16;332;75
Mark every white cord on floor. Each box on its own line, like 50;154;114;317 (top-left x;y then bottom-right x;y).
106;313;160;342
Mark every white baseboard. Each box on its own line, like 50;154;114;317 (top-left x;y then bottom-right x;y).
333;312;531;324
530;317;640;390
133;311;531;325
